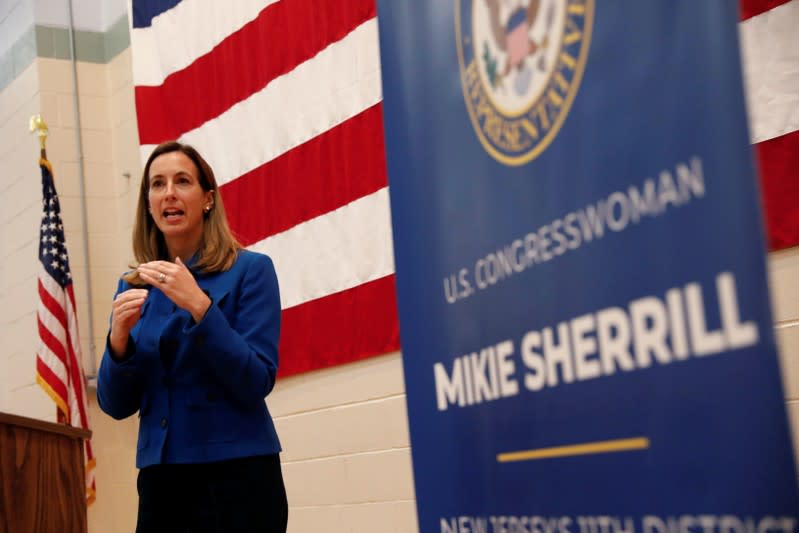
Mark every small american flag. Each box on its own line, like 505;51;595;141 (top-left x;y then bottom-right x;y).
34;157;96;505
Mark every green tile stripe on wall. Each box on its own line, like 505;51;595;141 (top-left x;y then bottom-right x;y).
102;15;131;62
0;14;130;93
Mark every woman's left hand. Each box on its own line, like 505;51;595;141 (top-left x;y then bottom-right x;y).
137;257;211;322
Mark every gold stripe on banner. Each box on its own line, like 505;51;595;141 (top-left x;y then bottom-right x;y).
497;437;650;463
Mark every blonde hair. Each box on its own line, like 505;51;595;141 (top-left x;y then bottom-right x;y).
123;141;241;285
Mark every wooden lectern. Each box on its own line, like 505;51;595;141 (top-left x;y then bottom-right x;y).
0;412;91;533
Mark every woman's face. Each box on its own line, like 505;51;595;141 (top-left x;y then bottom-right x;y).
147;151;213;253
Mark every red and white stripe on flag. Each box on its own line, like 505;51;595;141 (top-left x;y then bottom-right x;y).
739;0;799;251
130;0;399;376
35;158;96;504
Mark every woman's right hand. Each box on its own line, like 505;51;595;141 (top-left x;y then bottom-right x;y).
109;288;149;358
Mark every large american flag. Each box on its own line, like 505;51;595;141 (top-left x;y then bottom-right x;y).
129;0;797;376
34;158;96;504
739;0;799;250
130;0;399;376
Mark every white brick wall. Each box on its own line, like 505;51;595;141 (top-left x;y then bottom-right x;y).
0;0;33;58
271;353;417;532
0;60;54;421
770;248;799;473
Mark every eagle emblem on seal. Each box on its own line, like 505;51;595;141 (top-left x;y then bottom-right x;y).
483;0;553;95
456;0;594;166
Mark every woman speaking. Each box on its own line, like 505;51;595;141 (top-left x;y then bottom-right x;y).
97;141;288;532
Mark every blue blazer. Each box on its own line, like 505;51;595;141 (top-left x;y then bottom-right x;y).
97;250;282;468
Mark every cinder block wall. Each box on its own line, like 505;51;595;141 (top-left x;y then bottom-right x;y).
0;60;53;421
770;250;799;458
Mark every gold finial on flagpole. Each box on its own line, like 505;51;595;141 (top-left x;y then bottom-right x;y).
29;114;49;158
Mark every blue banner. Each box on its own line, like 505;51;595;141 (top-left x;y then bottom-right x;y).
377;1;799;532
